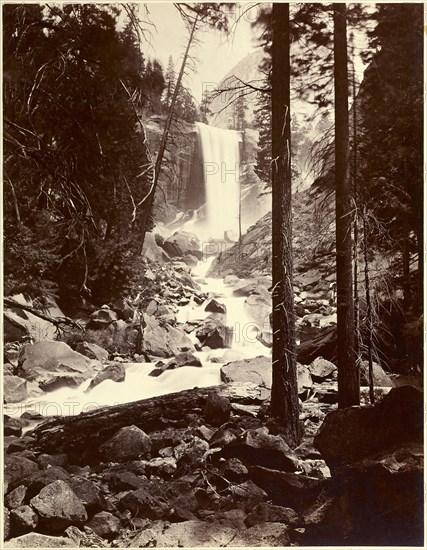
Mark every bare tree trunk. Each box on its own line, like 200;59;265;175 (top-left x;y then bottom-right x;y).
402;215;411;311
270;2;300;447
139;16;199;252
352;67;360;359
333;3;359;408
362;209;375;404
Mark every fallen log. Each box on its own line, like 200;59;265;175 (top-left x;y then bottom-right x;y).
29;382;266;464
4;298;83;331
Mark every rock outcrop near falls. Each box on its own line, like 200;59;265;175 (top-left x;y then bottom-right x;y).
208;188;336;296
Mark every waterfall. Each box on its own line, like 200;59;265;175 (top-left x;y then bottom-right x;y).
196;122;241;240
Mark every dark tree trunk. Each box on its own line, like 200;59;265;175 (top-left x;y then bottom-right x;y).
333;3;359;408
402;216;411;311
362;209;375;404
270;2;300;447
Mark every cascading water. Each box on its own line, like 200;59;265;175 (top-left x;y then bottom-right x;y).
6;123;270;425
196;122;241;240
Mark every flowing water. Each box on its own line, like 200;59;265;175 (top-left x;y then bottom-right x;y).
6;256;268;422
6;124;270;421
190;123;241;241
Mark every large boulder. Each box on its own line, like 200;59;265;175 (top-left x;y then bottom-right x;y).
86;511;120;540
204;394;231;426
308;357;336;381
10;505;38;534
196;317;232;349
17;341;98;391
221;357;311;398
302;443;424;546
221;356;271;400
297;326;336;364
243;286;271;327
163;231;201;258
87;363;126;390
232;279;271;297
220;427;299;472
142;314;194;358
314;386;423;465
5;456;40;490
205;299;227;315
248;466;324;511
5;533;75;548
4;295;65;343
4;375;28;403
129;520;238;548
229;522;290;546
142;232;170;263
360;360;393;387
87;308;118;330
74;341;108;362
30;480;88;532
99;425;153;462
149;351;202;377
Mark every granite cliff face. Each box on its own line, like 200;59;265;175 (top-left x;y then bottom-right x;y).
208;50;265;129
208;187;336;296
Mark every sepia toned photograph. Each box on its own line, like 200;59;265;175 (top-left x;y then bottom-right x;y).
2;1;424;547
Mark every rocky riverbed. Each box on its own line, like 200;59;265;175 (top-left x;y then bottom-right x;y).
3;228;424;547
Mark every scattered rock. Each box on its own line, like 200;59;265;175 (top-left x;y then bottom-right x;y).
36;454;68;469
87;363;126;390
230;522;290;546
146;457;177;478
4;416;24;436
245;502;299;527
244;287;271;326
142;232;170;263
204;394;231;426
6;485;27;510
308;357;336;381
5;455;40;489
68;477;105;514
142;314;193;357
220;458;248;482
297;364;313;395
86;511;121;540
224;275;240;286
118;487;169;520
149;351;202;377
30;480;88;532
196;317;232;349
221;428;298;472
10;505;38;534
221;356;271;400
99;425;152;462
183;254;199;267
5;508;11;540
4;375;28;403
205;299;227;314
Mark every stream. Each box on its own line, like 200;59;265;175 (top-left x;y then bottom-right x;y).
5;256;270;422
